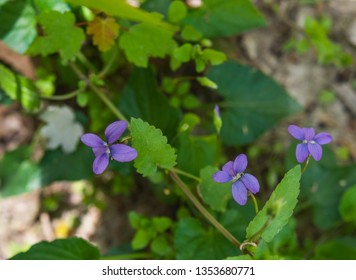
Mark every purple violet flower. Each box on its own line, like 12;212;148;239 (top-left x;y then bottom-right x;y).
81;120;138;174
288;125;332;163
213;154;260;205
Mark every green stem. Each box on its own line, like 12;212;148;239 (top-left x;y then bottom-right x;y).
249;192;259;214
98;48;118;79
77;52;97;73
301;156;310;174
170;171;252;256
91;83;127;122
170;168;201;182
69;62;127;122
40;89;82;101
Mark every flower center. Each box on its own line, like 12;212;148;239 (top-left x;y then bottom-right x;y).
232;173;243;182
103;142;112;157
303;139;316;144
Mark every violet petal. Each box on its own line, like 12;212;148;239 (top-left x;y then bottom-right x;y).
105;120;128;145
213;171;233;183
81;133;104;148
288;125;305;140
303;127;315;141
233;154;248;174
92;146;107;157
308;142;322;161
296;143;309;163
232;180;248;205
314;132;332;145
110;144;138;162
93;153;109;174
240;173;260;194
222;161;235;177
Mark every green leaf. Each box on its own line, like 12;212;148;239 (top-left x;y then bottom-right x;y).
196;76;218;89
152;217;172;233
119;67;179;139
76;91;88;107
177;135;217;176
173;43;193;63
339;185;356;223
181;25;202;42
178;113;200;133
199;166;231;212
0;147;42;198
168;1;187;23
208;61;301;145
34;0;70;12
314;238;356;260
253;219;299;260
128;211;142;230
0;64;40;112
28;11;85;61
151;236;172;256
182;95;200;109
0;0;37;53
120;22;176;67
67;0;176;32
132;229;154;250
183;0;265;38
202;49;227;65
130;118;177;177
246;165;301;242
175;218;240;259
39;145;94;185
10;237;100;260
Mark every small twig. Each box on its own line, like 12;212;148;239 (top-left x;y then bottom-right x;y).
40;89;83;101
170;167;201;182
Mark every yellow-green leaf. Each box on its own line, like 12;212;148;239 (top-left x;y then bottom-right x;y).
87;16;119;52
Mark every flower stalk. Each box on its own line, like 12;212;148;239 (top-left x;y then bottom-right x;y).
249;192;259;214
170;171;254;257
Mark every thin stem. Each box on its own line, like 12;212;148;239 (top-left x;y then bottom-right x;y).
91;83;127;121
76;52;97;73
170;168;201;182
301;156;310;174
40;89;82;101
169;171;252;256
98;48;118;79
69;62;128;122
249;192;259;214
